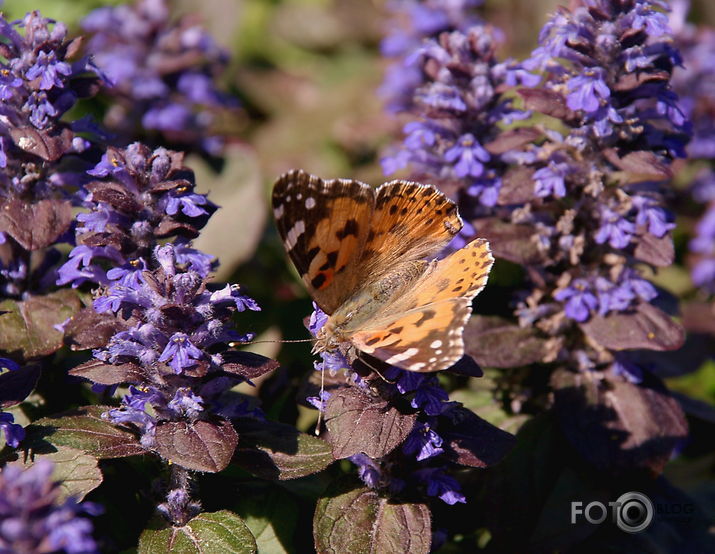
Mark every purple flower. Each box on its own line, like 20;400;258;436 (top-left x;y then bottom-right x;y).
410;381;449;416
306;390;331;412
59;144;216;287
0;461;101;553
308;302;328;337
611;359;644;384
414;468;466;505
444;134;491;178
566;70;611;112
595;208;636;249
403;422;444;461
25;50;72;90
210;284;261;312
633;195;675;237
86;244;264;451
0;412;25;448
159;333;204;374
349;453;382;489
167;388;204;418
379;0;482;112
164;192;209;217
555;280;598;322
534;161;570;198
82;0;236;155
595;277;635;315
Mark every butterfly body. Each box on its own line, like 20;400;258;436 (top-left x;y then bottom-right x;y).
312;259;431;355
273;170;493;373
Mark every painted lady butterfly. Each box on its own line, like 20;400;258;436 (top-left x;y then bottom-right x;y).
272;169;493;372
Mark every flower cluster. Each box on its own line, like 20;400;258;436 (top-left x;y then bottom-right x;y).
0;12;103;297
0;460;101;553
57;143;215;289
380;0;484;113
382;0;690;473
671;1;715;294
81;243;261;449
306;305;513;506
513;0;685;318
382;24;536;216
82;0;237;156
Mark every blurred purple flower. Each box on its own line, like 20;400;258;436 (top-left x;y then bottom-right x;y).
82;0;237;155
0;461;101;553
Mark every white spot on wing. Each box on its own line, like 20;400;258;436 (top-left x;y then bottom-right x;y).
430;340;442;349
385;348;418;365
285;220;305;250
273;204;284;219
305;197;316;209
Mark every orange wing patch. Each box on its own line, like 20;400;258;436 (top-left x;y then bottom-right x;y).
351;299;472;372
361;181;462;279
409;238;493;308
272;170;373;314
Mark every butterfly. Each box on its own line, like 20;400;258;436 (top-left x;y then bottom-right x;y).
272;169;493;373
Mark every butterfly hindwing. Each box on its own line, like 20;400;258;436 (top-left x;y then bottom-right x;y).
408;238;493;308
351;299;472;372
349;238;493;372
272;170;374;314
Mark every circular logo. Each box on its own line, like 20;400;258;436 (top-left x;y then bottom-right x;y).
615;492;654;533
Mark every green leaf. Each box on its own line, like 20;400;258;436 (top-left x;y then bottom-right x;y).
314;479;431;554
233;483;298;554
28;405;144;459
0;289;81;359
21;445;103;501
138;511;257;554
233;418;333;480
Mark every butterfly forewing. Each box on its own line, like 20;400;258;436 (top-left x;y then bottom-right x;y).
272;170;374;314
360;182;462;279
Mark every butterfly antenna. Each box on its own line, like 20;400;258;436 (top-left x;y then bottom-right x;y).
234;338;316;346
314;367;325;436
